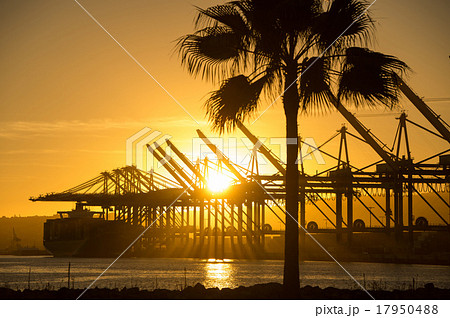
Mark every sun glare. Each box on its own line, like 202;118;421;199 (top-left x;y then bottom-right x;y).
206;172;233;193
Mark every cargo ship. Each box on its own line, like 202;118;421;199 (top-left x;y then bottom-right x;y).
43;203;143;257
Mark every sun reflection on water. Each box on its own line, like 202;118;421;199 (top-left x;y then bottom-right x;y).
204;259;234;289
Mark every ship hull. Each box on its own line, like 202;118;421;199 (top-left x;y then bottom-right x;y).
44;218;142;258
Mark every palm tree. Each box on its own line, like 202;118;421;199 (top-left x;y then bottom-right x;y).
176;0;407;292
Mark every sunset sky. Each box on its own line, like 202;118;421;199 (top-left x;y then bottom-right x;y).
0;0;449;217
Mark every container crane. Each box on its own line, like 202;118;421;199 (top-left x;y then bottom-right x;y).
147;142;195;194
196;129;247;183
331;96;398;169
165;138;207;186
236;120;287;175
396;75;450;143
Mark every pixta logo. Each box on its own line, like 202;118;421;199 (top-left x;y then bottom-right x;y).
126;127;172;171
190;136;326;166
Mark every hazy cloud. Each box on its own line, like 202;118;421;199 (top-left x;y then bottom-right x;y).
0;117;207;139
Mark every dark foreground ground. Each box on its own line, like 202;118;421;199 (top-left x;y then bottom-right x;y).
1;283;449;300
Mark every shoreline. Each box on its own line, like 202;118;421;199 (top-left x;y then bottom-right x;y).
1;283;449;300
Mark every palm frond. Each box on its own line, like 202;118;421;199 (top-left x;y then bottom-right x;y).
313;0;374;53
277;0;321;36
260;58;284;99
205;74;266;133
337;47;409;108
195;4;249;35
299;56;334;113
176;26;246;81
245;1;287;59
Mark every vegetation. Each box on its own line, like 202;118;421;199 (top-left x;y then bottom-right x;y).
176;0;407;291
2;282;449;300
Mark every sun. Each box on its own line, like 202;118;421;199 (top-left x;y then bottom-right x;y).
206;171;233;193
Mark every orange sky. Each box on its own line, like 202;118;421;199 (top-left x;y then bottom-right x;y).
0;0;449;217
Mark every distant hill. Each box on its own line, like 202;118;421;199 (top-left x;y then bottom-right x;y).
0;215;57;250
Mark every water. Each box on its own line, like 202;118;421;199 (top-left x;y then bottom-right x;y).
0;256;449;291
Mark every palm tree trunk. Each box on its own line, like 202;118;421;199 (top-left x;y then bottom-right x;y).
282;63;300;292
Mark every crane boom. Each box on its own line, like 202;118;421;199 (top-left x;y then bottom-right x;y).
196;129;247;183
147;143;193;193
331;96;397;169
396;76;450;143
152;142;199;190
236;120;287;175
165;138;207;185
